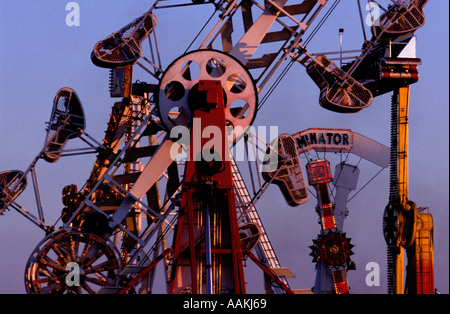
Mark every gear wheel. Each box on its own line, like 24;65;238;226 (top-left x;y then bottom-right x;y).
310;231;354;268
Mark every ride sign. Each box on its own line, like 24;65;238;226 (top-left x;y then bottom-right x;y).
293;128;354;154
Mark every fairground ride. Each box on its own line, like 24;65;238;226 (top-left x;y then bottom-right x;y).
0;0;434;294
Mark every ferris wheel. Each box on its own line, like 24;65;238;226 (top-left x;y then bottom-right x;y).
0;0;431;294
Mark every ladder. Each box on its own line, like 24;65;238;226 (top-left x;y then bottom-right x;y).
231;158;291;292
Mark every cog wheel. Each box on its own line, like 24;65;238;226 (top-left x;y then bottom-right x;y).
157;49;258;142
383;203;399;247
310;231;354;268
25;228;122;294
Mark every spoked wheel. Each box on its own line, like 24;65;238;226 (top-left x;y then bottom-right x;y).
157;49;258;143
25;228;122;294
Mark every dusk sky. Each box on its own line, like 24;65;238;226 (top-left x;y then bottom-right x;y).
0;1;448;294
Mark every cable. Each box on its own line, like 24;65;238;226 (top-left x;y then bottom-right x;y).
303;0;342;47
184;7;219;54
347;167;385;203
258;0;342;111
357;0;368;43
258;60;295;111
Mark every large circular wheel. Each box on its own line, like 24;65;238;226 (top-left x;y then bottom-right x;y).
25;229;122;294
157;49;258;142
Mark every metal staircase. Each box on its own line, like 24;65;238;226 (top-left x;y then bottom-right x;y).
231;158;291;292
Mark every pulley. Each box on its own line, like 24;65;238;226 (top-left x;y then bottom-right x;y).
156;49;258;142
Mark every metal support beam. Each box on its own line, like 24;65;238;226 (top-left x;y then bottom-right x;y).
394;85;410;294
